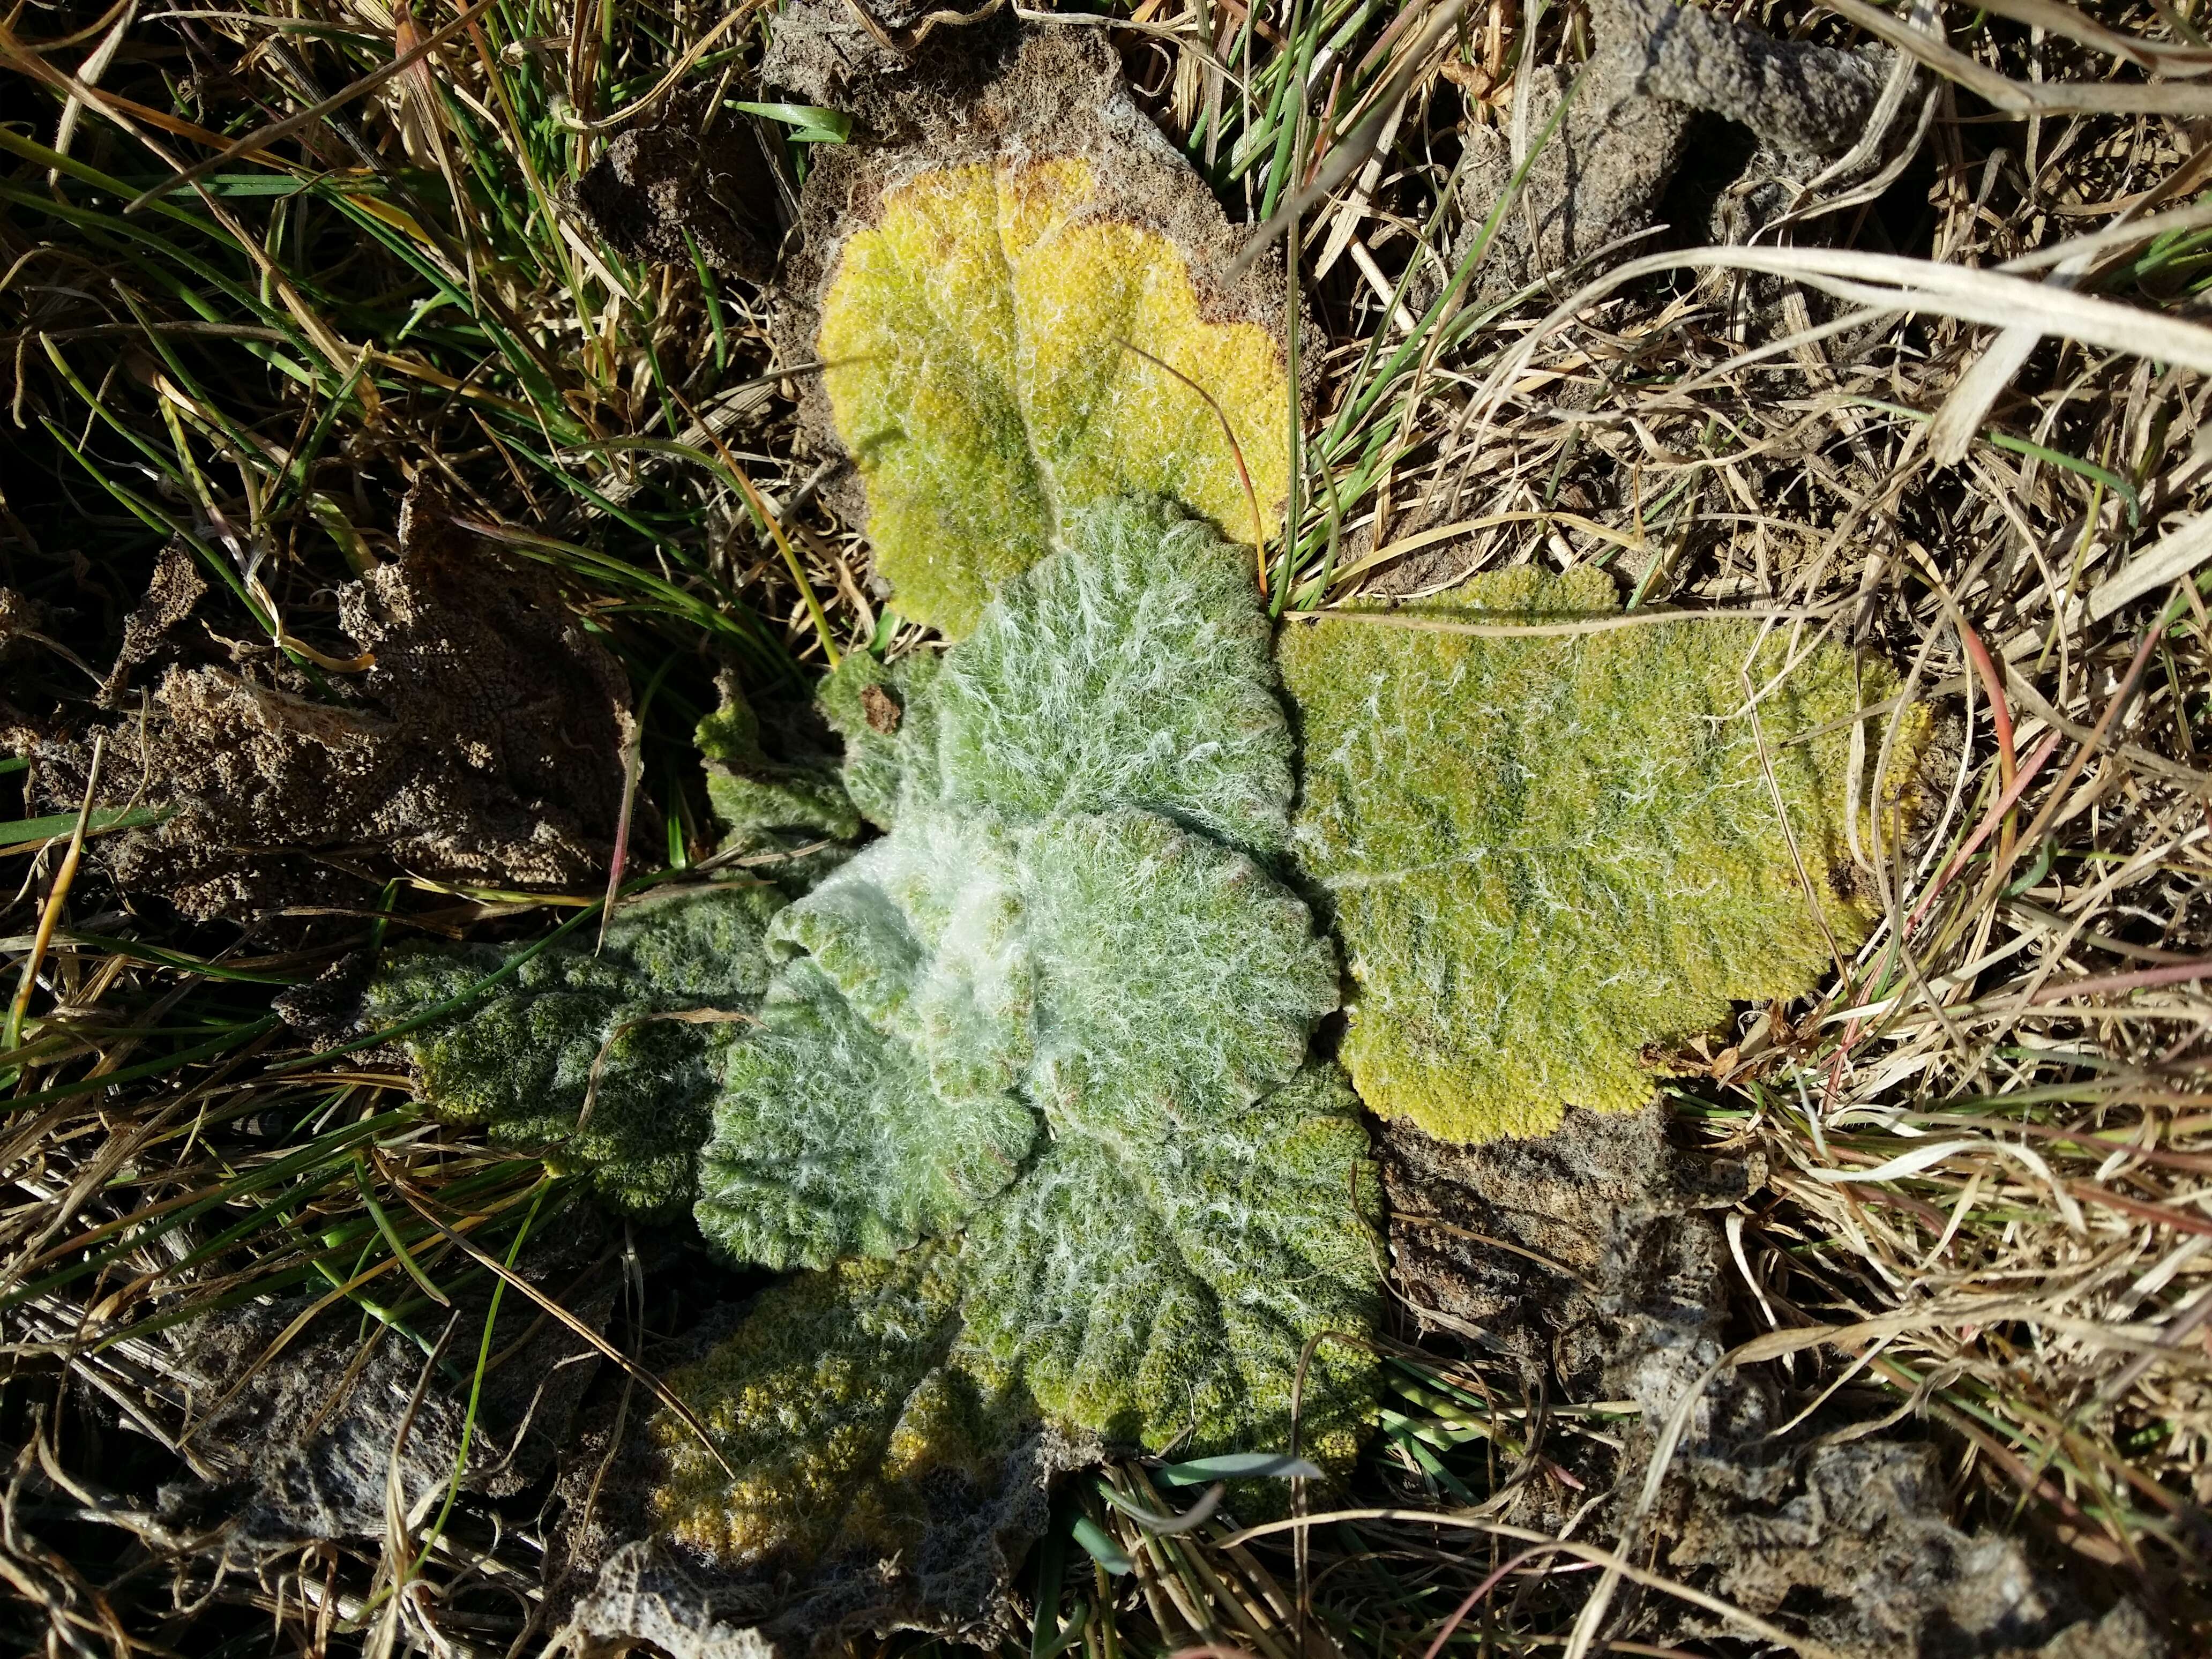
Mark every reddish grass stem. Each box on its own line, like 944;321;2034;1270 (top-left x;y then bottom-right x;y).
1116;337;1269;593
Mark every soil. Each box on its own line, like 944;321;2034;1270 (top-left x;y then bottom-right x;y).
10;483;641;924
1382;1108;2167;1658
571;89;784;283
758;0;1017;138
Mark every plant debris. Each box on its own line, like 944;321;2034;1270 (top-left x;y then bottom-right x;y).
1384;1105;1761;1399
759;0;1017;136
1385;1109;2167;1658
160;1206;613;1558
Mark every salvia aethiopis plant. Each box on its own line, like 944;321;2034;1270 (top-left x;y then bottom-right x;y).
362;881;785;1213
1277;565;1928;1146
775;32;1303;638
667;494;1377;1571
694;676;860;853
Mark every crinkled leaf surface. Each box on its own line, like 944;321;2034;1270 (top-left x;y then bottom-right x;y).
818;159;1291;636
928;496;1294;856
818;649;943;832
364;883;784;1212
766;810;1033;1082
664;1064;1375;1574
697;796;1335;1269
1279;567;1924;1144
821;496;1296;855
672;503;1374;1572
653;1247;1021;1567
959;1063;1377;1468
697;699;855;840
697;955;1038;1273
695;509;1335;1268
1017;810;1335;1140
695;678;861;892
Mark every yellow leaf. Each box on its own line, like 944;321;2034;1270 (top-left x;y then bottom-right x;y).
817;156;1289;637
1280;570;1932;1144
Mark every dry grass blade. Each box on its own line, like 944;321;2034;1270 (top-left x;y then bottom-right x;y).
1219;1508;1855;1658
386;1178;740;1483
1820;0;2212;113
4;736;103;1054
1226;0;1469;275
1473;246;2212;442
1118;336;1269;584
120;0;502;211
2090;511;2212;620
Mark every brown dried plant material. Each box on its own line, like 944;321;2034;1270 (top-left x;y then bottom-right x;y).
1384;1107;1762;1404
98;539;207;704
162;1208;614;1558
19;488;638;922
0;586;49;661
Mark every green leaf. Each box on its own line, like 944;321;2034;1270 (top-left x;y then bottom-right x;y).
669;1065;1376;1571
1071;1512;1132;1575
1278;567;1930;1144
1017;810;1335;1141
694;677;860;880
958;1063;1378;1470
928;497;1295;857
698;504;1333;1265
696;956;1038;1271
764;809;1033;1089
669;499;1376;1574
817;648;944;831
821;498;1296;857
364;883;785;1213
1153;1451;1324;1485
729;100;852;143
654;1246;1026;1566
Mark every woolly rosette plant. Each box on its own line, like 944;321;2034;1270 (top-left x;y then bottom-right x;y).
362;881;784;1214
368;498;1375;1643
773;31;1309;637
1279;567;1929;1145
659;496;1377;1592
360;677;869;1216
